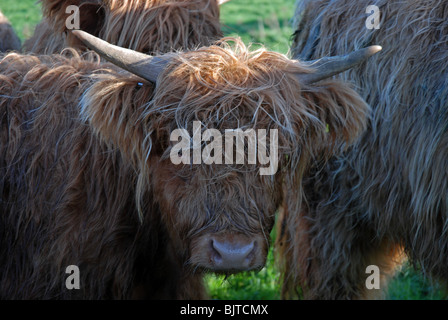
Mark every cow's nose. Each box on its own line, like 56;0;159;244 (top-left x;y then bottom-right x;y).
210;238;256;271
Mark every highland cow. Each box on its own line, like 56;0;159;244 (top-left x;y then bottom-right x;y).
0;10;21;52
279;0;448;299
24;0;223;55
0;29;378;298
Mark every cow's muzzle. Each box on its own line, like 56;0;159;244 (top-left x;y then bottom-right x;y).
191;233;268;273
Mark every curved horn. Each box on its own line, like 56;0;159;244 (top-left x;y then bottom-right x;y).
71;30;173;83
298;45;382;84
218;0;231;4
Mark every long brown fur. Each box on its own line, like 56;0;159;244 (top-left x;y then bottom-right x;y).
0;10;21;52
24;0;222;54
281;0;448;299
0;37;367;298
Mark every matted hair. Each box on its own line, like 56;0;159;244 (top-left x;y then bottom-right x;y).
284;0;448;299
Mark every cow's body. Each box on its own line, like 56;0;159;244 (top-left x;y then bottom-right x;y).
0;52;206;299
281;0;448;299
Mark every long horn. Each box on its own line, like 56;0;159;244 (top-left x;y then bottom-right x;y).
71;30;173;83
298;45;382;84
218;0;231;4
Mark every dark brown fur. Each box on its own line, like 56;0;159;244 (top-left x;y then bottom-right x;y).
282;0;448;299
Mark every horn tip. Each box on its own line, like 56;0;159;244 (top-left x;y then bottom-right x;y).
368;45;382;55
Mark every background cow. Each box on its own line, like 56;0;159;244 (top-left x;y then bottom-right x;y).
278;0;448;299
24;0;223;54
0;10;21;52
0;28;376;298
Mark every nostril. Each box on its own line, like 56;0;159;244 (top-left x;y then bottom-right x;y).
210;240;223;264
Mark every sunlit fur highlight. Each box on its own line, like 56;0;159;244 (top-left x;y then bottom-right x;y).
24;0;222;54
0;10;21;52
282;0;448;299
0;38;367;298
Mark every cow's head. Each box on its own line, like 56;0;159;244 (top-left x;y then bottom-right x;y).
76;30;378;274
40;0;223;54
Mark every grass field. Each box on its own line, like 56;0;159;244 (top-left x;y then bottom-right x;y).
0;0;446;300
0;0;42;41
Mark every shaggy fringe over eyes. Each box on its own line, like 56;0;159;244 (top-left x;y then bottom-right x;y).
26;0;222;54
143;37;368;227
145;37;368;163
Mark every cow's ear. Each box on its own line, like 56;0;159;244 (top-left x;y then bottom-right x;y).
79;2;105;36
79;76;156;166
40;1;104;32
303;80;369;157
66;3;106;50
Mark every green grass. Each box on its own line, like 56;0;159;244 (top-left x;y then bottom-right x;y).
1;0;447;301
0;0;42;41
388;263;447;300
205;244;281;300
219;0;295;54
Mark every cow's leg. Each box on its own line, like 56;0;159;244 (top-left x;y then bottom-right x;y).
305;235;404;299
291;210;405;299
358;240;405;299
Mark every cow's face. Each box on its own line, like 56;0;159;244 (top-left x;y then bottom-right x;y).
149;157;281;273
136;44;372;274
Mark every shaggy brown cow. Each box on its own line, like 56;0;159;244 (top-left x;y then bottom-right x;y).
24;0;223;55
0;10;21;52
0;29;378;298
279;0;448;299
